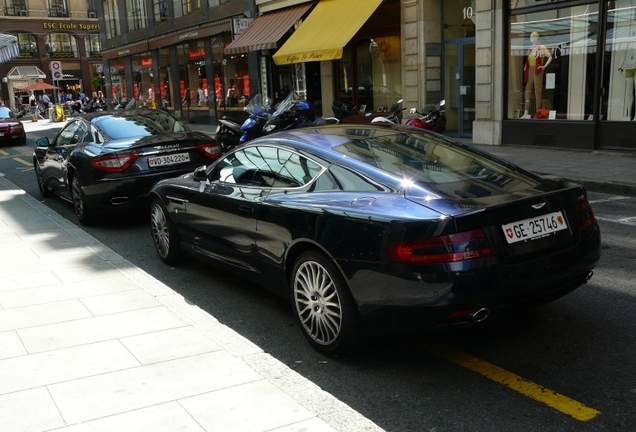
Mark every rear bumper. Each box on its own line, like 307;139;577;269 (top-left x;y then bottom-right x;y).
81;168;194;212
343;229;601;333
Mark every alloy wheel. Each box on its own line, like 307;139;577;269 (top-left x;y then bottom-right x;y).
151;202;170;259
293;260;343;346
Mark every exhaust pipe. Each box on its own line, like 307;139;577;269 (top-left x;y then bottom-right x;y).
468;307;489;323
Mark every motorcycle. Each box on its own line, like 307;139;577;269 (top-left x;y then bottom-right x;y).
215;111;249;153
405;100;446;134
368;99;406;124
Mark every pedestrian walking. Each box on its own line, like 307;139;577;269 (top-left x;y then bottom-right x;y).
28;91;37;122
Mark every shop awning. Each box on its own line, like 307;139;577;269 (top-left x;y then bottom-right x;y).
224;3;313;55
0;34;19;64
6;66;47;79
272;0;382;65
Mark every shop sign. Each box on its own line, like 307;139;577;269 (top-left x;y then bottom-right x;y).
12;80;30;89
89;51;102;58
43;22;100;31
141;58;152;67
189;48;205;59
232;18;253;38
51;52;76;59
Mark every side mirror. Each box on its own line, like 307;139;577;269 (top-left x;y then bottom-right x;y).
36;137;50;148
440;100;446;107
397;98;404;105
193;165;207;182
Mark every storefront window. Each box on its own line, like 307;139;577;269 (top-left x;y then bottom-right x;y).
132;52;153;106
109;58;126;102
508;3;598;120
603;1;636;121
336;35;402;112
45;33;79;58
158;47;171;107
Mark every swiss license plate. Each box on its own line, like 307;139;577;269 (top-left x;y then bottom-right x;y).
502;211;568;244
148;152;190;167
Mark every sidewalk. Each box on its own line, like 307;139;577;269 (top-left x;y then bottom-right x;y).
2;119;384;431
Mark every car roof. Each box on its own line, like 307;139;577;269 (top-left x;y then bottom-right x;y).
246;123;437;155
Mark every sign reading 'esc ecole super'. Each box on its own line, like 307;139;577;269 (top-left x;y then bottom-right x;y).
43;22;100;30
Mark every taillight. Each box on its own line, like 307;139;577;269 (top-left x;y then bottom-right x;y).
91;153;139;172
387;229;495;264
196;142;222;159
575;200;596;231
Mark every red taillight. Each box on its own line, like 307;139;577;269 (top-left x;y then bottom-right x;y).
196;142;222;159
91;153;139;172
387;229;495;264
575;200;596;231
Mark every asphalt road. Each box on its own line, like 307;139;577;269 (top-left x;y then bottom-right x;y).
2;131;636;431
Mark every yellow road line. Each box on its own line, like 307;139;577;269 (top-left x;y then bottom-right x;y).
424;340;600;421
0;149;9;155
13;157;32;167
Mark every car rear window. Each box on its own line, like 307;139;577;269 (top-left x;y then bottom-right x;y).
96;113;186;139
331;131;537;189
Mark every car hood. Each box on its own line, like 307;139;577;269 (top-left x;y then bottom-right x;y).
0;118;22;127
102;131;212;150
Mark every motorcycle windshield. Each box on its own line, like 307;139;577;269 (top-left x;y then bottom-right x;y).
263;91;298;129
244;94;273;118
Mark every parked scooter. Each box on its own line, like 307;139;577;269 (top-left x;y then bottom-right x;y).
215;112;249;153
405;100;446;134
368;99;406;124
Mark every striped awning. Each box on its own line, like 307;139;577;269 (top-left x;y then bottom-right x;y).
0;34;19;64
224;3;313;56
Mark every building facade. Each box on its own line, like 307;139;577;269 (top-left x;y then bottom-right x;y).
97;0;635;151
0;0;101;107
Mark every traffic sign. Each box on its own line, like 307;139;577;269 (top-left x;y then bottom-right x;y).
53;70;62;79
50;61;62;71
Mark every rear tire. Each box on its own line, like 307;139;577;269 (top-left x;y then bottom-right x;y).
150;198;182;265
71;175;95;226
291;251;363;356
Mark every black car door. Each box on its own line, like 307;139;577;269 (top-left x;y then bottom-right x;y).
41;120;85;199
185;145;293;271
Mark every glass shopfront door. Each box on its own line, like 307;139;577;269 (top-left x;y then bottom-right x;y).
443;38;475;138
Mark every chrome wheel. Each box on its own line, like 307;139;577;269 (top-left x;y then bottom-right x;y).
150;198;181;265
294;259;343;346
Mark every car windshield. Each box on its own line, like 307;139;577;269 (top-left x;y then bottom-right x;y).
0;107;15;119
95;112;187;139
331;131;539;191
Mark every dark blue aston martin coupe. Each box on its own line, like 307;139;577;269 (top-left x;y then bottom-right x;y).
149;124;601;355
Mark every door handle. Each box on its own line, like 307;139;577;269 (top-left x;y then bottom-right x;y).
238;205;252;213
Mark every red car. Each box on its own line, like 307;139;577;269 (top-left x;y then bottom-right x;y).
0;106;26;146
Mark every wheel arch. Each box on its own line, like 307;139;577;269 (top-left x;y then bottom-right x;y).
284;239;349;294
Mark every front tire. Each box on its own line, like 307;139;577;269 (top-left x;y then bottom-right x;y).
150;198;182;265
34;162;52;197
291;251;363;356
71;175;95;226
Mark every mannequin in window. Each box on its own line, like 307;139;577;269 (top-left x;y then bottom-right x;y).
618;32;636;120
521;31;553;119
